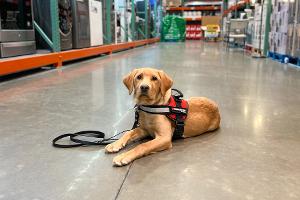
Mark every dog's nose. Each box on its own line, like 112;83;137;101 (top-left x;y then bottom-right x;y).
140;85;149;93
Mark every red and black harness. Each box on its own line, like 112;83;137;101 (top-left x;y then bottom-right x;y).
134;89;189;139
52;89;188;147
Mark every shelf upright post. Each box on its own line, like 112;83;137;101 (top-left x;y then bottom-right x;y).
235;0;238;18
263;0;272;56
291;0;299;57
131;0;136;41
50;0;61;52
125;1;129;42
106;0;112;44
154;0;157;37
223;0;228;11
145;0;149;39
246;0;250;9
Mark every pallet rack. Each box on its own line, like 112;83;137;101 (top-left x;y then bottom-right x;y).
166;6;221;11
0;38;159;76
222;0;251;17
222;0;272;56
165;1;222;41
0;0;162;76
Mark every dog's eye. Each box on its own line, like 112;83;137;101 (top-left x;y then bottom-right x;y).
152;76;158;81
136;74;142;80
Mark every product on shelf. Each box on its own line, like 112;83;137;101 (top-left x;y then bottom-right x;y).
163;0;182;7
162;15;186;42
269;0;295;55
186;25;202;40
253;2;268;51
183;11;202;18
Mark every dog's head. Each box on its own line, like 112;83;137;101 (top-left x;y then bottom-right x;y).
123;68;173;105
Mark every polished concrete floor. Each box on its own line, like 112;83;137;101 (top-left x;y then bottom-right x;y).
1;41;300;200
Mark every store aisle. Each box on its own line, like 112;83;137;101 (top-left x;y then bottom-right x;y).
1;42;300;200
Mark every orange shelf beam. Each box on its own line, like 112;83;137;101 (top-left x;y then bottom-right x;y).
166;6;221;11
185;17;202;21
0;38;159;76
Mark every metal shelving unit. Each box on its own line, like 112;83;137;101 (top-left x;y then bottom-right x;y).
0;0;162;76
222;0;272;56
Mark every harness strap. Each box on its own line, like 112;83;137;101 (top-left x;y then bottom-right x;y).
136;91;188;140
138;105;171;114
172;96;185;139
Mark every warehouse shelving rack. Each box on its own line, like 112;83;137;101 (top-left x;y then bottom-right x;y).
0;0;161;76
166;6;221;12
164;0;222;40
222;0;272;57
222;0;251;17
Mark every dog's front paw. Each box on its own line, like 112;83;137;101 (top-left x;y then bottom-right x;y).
113;153;132;167
105;141;125;153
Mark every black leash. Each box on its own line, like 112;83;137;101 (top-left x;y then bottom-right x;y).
52;111;139;148
52;89;184;148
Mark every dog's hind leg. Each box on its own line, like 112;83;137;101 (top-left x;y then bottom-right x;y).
105;128;148;153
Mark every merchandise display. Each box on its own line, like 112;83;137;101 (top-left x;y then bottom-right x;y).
269;0;290;55
186;25;202;40
246;18;254;46
71;0;91;49
0;0;36;58
253;2;268;51
162;15;186;42
183;11;202;18
89;0;103;46
163;0;182;7
33;0;73;51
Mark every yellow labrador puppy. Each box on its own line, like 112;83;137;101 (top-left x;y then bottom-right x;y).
105;68;220;166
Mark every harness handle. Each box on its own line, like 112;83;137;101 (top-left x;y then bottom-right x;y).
171;89;184;99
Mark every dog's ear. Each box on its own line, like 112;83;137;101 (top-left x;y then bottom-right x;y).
123;69;138;95
158;70;173;96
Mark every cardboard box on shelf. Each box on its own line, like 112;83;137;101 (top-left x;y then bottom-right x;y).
202;16;221;26
269;32;288;55
269;32;276;52
277;33;288;55
269;0;297;55
253;36;265;48
165;0;182;7
294;24;300;57
298;0;300;23
254;3;268;21
287;24;294;56
288;0;296;23
279;11;289;33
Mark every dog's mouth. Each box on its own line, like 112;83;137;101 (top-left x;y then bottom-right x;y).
135;93;154;104
139;93;149;97
137;94;151;101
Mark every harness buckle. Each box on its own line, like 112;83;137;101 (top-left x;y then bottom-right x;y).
173;121;185;139
171;107;187;114
176;121;185;131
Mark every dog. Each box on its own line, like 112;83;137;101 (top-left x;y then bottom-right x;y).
105;68;221;166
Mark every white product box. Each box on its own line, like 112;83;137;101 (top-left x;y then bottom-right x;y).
277;33;288;54
269;31;276;52
279;11;289;33
287;24;294;55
